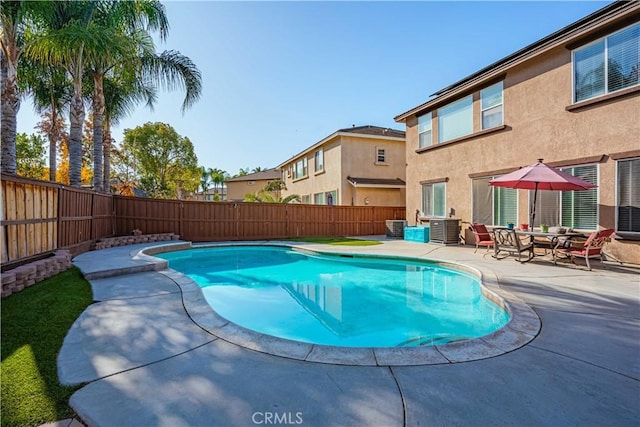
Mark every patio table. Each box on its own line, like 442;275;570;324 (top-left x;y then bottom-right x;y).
516;230;584;263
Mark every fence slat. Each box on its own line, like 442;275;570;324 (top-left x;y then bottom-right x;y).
2;173;405;266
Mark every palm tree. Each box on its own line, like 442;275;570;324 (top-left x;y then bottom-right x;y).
0;1;44;174
199;166;211;193
85;0;165;191
244;180;299;203
101;70;156;192
25;1;107;187
208;167;227;196
19;57;71;181
86;0;200;192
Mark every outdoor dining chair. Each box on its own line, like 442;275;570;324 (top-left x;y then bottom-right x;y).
555;228;615;271
470;223;494;254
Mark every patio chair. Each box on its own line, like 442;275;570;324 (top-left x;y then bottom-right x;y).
556;228;615;271
470;223;494;254
492;228;534;263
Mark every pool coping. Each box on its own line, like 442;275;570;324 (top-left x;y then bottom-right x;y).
139;241;541;366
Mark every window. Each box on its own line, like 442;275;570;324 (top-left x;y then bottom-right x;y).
294;158;308;179
561;165;598;229
313;192;324;205
573;23;639;102
438;95;473;143
525;164;599;230
617;158;640;233
248;181;255;186
472;176;517;226
376;148;386;163
481;82;503;129
301;195;311;204
422;182;446;217
325;190;337;206
418;113;432;148
315;150;324;172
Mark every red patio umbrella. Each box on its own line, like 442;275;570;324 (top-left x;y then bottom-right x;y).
489;159;597;229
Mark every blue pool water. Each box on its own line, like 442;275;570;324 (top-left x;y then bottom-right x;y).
157;246;510;347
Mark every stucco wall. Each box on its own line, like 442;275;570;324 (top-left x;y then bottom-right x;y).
282;135;406;206
226;179;272;201
281;140;343;203
402;42;640;263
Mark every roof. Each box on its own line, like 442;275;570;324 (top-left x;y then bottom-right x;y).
394;1;640;122
225;168;281;182
277;125;405;169
347;176;406;188
337;125;406;138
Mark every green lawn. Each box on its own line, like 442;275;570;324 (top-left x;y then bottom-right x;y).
282;237;382;246
1;267;92;427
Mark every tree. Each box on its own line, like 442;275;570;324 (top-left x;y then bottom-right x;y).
21;57;71;181
207;167;227;195
199;166;211;193
1;0;45;174
35;110;68;181
83;1;201;192
121;122;199;199
101;67;157;192
244;180;300;204
25;1;104;187
15;132;47;179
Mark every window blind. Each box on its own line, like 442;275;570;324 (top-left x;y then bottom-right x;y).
617;158;640;232
574;40;605;102
561;165;598;229
607;24;640;93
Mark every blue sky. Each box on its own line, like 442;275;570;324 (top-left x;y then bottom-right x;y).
17;0;611;176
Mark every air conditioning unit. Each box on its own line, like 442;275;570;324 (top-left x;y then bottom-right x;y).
429;218;460;245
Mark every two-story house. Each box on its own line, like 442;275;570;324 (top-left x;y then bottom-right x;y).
394;1;639;263
278;125;406;206
225;168;282;202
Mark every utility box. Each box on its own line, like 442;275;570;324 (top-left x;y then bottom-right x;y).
429;218;460;245
386;220;407;239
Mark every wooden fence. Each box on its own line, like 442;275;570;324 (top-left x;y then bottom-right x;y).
1;173;406;266
1;174;114;266
113;196;406;241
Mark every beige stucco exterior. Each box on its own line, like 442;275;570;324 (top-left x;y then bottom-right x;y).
278;128;406;206
225;169;282;202
396;4;640;264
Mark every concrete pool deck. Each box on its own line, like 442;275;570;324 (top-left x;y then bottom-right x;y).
59;238;639;426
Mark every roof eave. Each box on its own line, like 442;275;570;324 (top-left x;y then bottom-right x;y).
394;1;640;123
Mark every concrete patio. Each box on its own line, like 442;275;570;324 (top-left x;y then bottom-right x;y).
57;238;639;426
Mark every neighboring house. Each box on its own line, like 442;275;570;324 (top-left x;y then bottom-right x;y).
191;187;227;202
225;168;282;201
394;1;639;263
278;125;406;206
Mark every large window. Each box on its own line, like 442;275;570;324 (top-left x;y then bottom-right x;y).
315;150;324;172
313;192;324;205
481;82;503;129
438;95;473;143
422;182;446;217
418;113;432;148
526;164;599;230
617;158;640;233
472;176;517;226
294;158;308;180
573;23;639;102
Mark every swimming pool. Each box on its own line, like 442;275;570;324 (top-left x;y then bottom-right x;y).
158;245;510;348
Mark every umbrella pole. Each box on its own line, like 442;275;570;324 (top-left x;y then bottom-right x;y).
530;182;538;231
